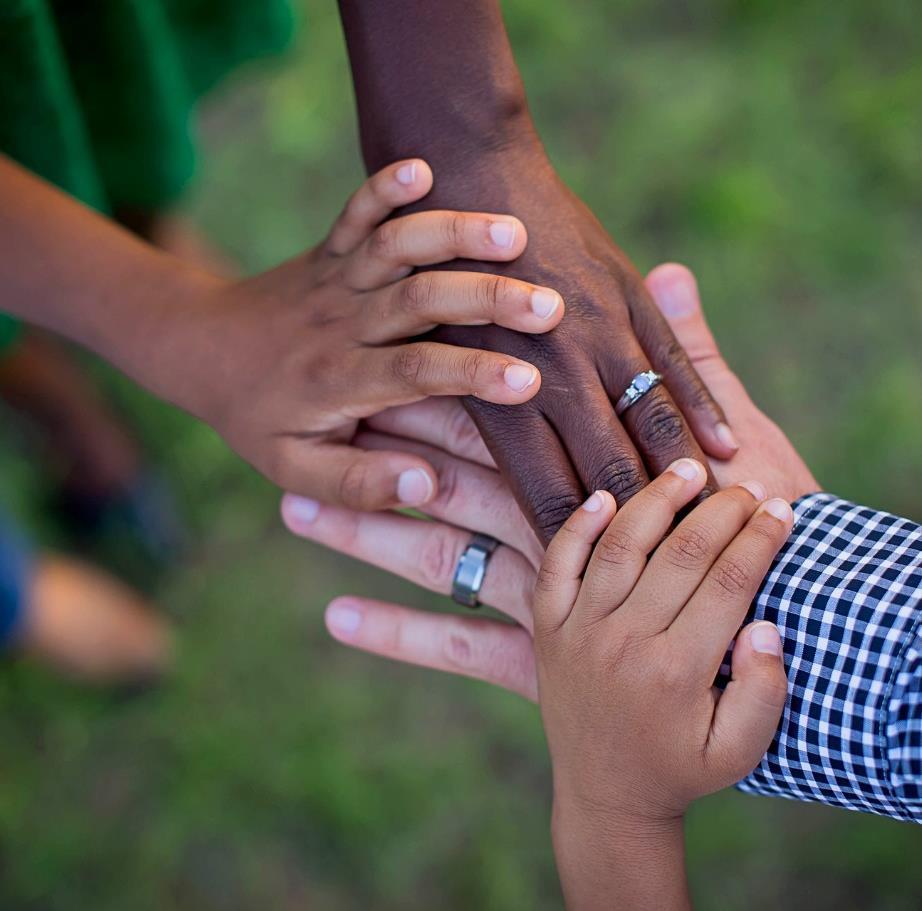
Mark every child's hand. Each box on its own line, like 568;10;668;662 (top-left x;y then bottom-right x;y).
534;460;791;909
159;159;563;511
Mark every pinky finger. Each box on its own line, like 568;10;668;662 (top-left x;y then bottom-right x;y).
325;597;538;701
324;159;433;257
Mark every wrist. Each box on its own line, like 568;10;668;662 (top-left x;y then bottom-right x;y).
552;798;689;911
91;253;228;422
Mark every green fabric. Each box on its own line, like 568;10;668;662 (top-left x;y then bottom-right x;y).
0;0;294;210
0;0;294;353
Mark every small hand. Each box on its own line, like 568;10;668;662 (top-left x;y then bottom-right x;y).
172;159;565;511
283;264;815;695
534;466;791;908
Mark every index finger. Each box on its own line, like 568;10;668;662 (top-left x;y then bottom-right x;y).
533;491;617;634
325;159;434;256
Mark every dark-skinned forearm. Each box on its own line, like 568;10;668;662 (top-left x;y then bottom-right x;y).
337;1;728;542
338;0;546;196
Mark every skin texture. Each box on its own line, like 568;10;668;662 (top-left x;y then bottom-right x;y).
281;264;819;697
533;471;790;909
337;1;737;542
0;154;570;511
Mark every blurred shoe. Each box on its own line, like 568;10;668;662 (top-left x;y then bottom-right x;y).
53;469;188;591
17;555;173;684
0;329;189;587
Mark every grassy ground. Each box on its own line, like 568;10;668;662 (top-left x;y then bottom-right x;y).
2;0;922;908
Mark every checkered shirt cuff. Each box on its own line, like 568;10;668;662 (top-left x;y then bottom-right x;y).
737;493;922;822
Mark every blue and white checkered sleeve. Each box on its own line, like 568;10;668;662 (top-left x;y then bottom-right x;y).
737;493;922;822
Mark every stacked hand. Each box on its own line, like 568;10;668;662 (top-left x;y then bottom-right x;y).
534;462;791;909
157;159;567;511
414;144;739;541
282;264;818;699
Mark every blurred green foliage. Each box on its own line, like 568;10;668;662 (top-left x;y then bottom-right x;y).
1;0;922;908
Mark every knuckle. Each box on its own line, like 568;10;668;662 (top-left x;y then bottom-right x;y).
532;493;584;542
600;628;648;671
338;458;372;508
478;274;508;314
390;346;429;387
749;514;786;545
368;221;398;260
594;529;641;570
654;662;687;693
589;455;647;502
710;555;753;598
442;212;468;250
400;273;435;314
419;529;462;590
663;524;715;571
633;396;686;450
441;627;524;690
460;350;489;388
533;560;562;598
442;628;476;670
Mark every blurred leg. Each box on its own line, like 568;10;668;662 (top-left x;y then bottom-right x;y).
19;555;172;683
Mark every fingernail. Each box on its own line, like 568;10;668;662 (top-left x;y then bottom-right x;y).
397;468;433;506
504;364;538;392
738;480;766;502
762;498;793;522
582;491;605;512
395;162;417;186
488;220;517;248
716;422;740;451
530;289;561;320
750;622;782;656
669;458;703;481
655;276;698;318
327;601;363;636
286;495;319;525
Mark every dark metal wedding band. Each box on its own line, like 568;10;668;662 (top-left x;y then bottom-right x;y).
615;370;663;416
451;533;500;608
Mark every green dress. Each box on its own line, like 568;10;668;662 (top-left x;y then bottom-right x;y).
0;0;295;350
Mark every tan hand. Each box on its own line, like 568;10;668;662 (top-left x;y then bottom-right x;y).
173;159;565;512
534;467;790;820
534;467;790;909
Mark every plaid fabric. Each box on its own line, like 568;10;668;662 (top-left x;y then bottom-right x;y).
737;493;922;822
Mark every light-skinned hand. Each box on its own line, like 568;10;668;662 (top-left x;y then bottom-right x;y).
282;264;817;697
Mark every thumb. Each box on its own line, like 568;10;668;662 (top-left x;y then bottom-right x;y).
645;263;725;368
708;621;788;783
277;443;438;512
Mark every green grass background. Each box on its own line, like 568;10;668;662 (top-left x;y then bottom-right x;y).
2;0;922;907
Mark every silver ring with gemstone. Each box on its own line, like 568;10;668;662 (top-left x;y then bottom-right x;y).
451;534;500;608
615;370;663;416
